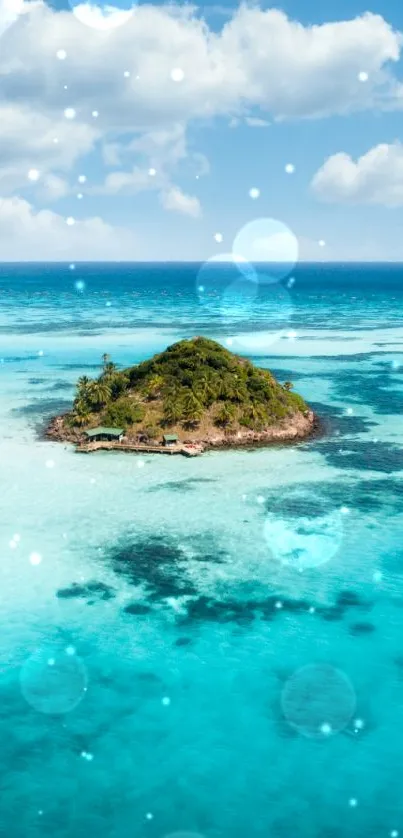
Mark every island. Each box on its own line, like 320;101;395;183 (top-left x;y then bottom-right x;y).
47;337;316;455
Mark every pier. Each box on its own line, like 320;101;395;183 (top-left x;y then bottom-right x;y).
75;441;203;457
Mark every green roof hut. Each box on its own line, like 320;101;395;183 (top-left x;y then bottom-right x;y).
163;433;178;447
85;427;124;442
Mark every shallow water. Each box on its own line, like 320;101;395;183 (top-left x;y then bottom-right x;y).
1;262;403;837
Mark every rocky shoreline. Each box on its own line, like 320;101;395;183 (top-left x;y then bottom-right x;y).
45;410;318;452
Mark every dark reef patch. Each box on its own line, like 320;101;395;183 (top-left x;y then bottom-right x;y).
106;536;199;600
330;368;403;415
12;398;72;419
0;354;45;363
123;602;151;615
147;477;216;494
181;595;255;626
336;590;364;609
27;378;73;391
307;401;376;437
103;532;373;628
56;581;115;602
312;439;403;473
174;637;193;646
50;380;75;391
264;477;403;517
264;491;332;519
349;622;376;636
176;589;369;627
54;363;102;371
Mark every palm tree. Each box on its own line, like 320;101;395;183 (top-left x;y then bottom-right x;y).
231;380;248;403
241;402;267;430
108;372;129;400
73;410;91;427
192;374;208;404
284;381;294;391
215;402;236;427
145;374;164;400
182;391;203;427
71;397;91;427
218;376;234;400
204;371;220;404
75;375;92;401
163;396;183;426
101;353;111;368
87;380;111;408
102;361;118;378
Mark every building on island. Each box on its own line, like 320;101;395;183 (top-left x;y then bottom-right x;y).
85;427;124;443
163;434;178;447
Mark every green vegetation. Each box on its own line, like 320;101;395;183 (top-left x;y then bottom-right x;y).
65;336;309;438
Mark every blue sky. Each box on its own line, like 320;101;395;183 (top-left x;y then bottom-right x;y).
1;0;403;260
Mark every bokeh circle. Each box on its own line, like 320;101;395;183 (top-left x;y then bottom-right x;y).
227;277;293;354
264;488;344;570
68;0;134;30
281;663;356;738
233;218;298;283
196;253;258;323
20;646;88;714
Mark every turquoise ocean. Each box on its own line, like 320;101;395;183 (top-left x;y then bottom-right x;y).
1;261;402;837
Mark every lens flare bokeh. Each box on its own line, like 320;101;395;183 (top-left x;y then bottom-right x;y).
232;218;298;284
68;0;135;30
264;488;344;570
281;664;357;739
20;646;88;714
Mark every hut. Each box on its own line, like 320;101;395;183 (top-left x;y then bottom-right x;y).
85;427;124;442
163;433;178;447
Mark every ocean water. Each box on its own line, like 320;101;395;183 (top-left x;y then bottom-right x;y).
0;261;402;838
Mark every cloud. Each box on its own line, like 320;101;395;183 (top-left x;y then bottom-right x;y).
1;5;402;152
94;124;208;199
39;174;70;201
0;104;98;194
160;186;201;217
0;2;402;200
1;0;403;256
0;196;138;260
311;142;403;206
92;166;159;196
244;117;270;127
0;0;31;37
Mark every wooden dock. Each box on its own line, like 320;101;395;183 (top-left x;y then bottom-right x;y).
75;441;203;457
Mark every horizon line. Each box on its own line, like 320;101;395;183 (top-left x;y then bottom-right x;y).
0;260;402;266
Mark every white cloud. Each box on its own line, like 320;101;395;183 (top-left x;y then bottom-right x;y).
40;174;70;201
0;0;32;38
0;105;98;194
95;124;208;198
1;0;403;256
0;196;138;260
311;142;403;206
0;3;401;194
1;5;402;142
160;186;201;217
244;117;270;127
92;165;162;195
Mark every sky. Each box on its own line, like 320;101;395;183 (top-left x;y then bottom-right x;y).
1;0;403;260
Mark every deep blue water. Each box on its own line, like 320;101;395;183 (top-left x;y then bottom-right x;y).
0;262;402;838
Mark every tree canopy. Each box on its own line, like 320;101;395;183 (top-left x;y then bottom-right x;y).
66;336;309;439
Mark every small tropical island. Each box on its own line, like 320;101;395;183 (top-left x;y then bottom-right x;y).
47;337;316;455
